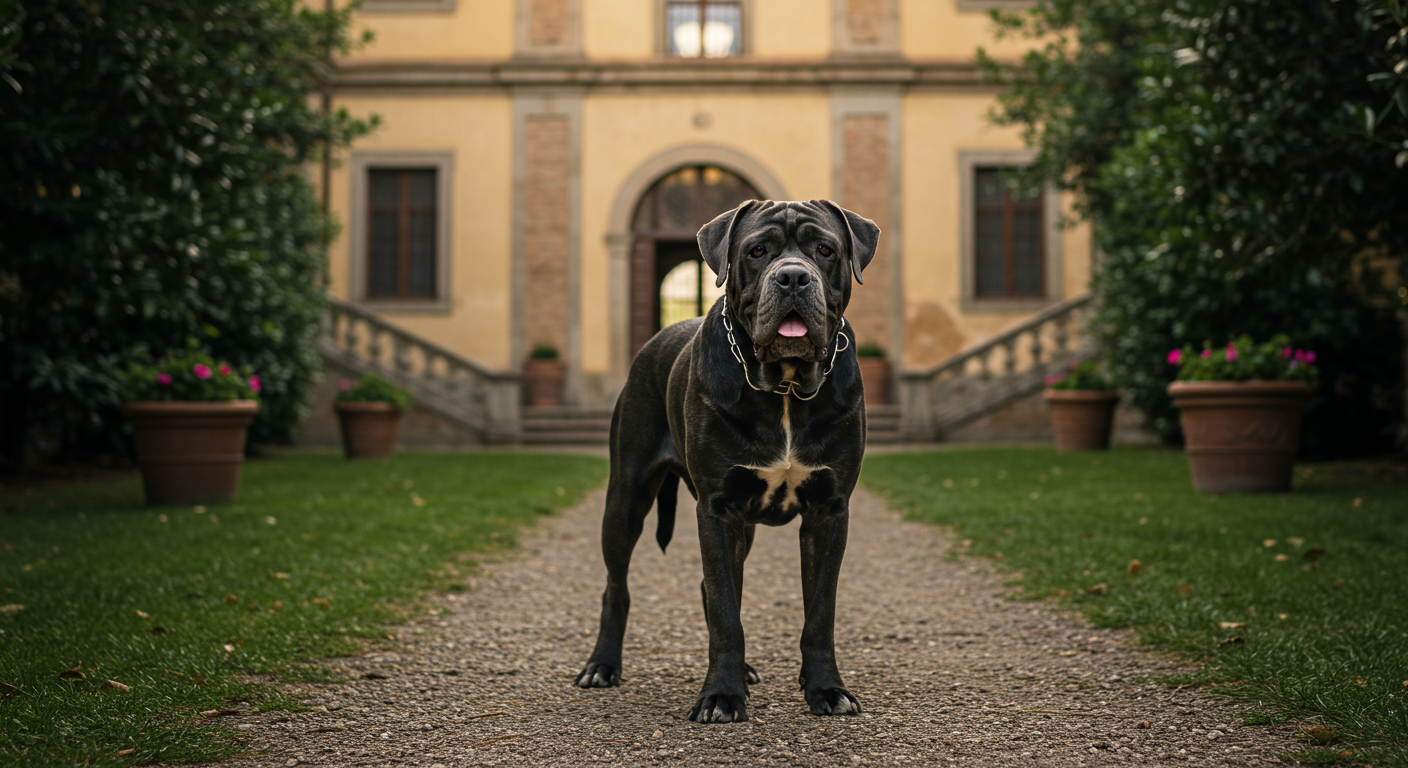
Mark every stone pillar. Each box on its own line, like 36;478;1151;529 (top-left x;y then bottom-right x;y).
832;91;903;399
513;93;582;404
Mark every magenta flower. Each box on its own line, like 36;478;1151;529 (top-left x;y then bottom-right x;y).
220;364;231;376
338;379;351;391
1303;350;1316;364
249;375;261;393
1167;349;1183;366
1044;375;1056;386
1225;344;1238;362
1201;349;1211;359
1281;347;1293;358
157;372;172;385
193;363;212;379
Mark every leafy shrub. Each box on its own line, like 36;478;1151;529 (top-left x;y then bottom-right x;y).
980;0;1406;458
0;0;374;464
1045;361;1117;391
855;342;887;358
335;375;412;409
119;352;260;403
1170;335;1320;388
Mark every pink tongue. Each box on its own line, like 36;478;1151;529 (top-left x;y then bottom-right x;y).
778;316;808;338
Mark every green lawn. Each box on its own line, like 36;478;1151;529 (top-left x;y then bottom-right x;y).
0;452;607;768
862;446;1408;766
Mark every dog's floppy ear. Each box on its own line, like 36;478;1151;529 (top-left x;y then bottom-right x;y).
697;200;759;288
817;200;881;285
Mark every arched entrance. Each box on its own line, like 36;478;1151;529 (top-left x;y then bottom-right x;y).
628;165;760;356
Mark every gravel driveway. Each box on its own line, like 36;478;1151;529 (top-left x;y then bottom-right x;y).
230;482;1296;767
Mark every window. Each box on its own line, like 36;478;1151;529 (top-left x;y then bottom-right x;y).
973;167;1044;298
350;152;453;312
368;169;438;299
666;1;742;58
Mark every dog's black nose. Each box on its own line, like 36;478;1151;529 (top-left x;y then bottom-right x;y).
772;265;812;294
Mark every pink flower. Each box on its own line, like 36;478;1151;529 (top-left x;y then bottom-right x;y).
1225;344;1238;362
220;364;231;376
249;375;261;393
1303;350;1316;364
1045;375;1056;386
157;372;172;385
193;363;212;379
338;379;351;391
1167;349;1183;365
1201;349;1211;359
1281;347;1293;358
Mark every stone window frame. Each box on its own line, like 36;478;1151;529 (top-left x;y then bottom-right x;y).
349;151;455;314
654;0;754;58
955;0;1035;12
957;149;1062;313
360;0;456;13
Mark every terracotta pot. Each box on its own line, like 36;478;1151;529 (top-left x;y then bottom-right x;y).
1168;380;1311;493
857;357;890;406
524;358;566;407
125;401;259;505
335;401;404;459
1043;389;1121;452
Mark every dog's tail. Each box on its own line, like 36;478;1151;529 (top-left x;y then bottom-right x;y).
655;473;678;552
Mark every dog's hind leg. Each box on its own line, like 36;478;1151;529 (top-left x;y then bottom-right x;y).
576;462;668;689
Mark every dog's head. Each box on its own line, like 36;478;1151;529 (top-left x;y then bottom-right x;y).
699;200;879;374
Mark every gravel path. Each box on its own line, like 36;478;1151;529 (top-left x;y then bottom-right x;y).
230;483;1295;767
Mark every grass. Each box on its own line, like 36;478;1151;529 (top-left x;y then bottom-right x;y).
861;446;1408;766
0;451;607;768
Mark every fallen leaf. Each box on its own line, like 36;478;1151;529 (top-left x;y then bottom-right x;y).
1278;613;1288;621
157;514;168;523
312;598;331;607
1263;538;1277;548
200;709;221;718
1287;537;1305;547
192;505;206;513
1302;547;1325;561
223;644;236;653
1301;725;1339;744
1219;622;1246;629
117;748;136;756
194;674;205;687
58;668;86;681
136;610;150;619
1127;559;1143;574
224;594;237;604
270;572;290;580
100;680;130;692
265;516;277;525
1179;584;1195;594
1086;583;1108;595
1274;553;1290;561
1352;498;1362;508
1139;721;1151;729
1339;750;1353;758
0;604;24;614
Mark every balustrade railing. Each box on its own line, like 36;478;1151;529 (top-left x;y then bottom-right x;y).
898;293;1097;440
322;299;521;443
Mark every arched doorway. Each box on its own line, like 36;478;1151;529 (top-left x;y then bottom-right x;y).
628;165;760;356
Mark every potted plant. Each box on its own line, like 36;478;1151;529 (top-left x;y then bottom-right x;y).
119;352;261;505
334;374;412;459
1042;361;1121;452
524;344;565;407
855;342;890;406
1166;335;1318;493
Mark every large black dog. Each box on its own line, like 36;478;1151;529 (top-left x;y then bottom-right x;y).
575;199;880;723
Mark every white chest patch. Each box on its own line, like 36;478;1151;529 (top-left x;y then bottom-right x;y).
740;393;826;511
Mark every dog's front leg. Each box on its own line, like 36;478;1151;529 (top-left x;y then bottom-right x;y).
688;494;750;723
798;498;860;715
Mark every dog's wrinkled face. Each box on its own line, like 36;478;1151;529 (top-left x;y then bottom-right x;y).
698;200;880;389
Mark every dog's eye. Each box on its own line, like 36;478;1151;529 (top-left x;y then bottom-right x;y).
817;245;833;257
749;246;766;258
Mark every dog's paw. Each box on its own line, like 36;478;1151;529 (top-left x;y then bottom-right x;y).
804;686;861;716
745;662;761;686
574;662;619;688
688;693;749;723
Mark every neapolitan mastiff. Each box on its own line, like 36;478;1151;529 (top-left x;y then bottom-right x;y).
575;199;880;723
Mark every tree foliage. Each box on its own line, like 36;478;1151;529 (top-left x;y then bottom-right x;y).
980;0;1408;458
0;0;373;464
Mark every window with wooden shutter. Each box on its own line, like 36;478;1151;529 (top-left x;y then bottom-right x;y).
973;167;1044;298
367;169;438;300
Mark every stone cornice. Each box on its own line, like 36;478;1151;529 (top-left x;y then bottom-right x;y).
332;56;993;93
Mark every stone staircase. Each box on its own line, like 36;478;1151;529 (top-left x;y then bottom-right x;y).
320;294;1094;446
898;293;1097;441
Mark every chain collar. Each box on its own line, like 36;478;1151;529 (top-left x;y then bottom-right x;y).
721;295;849;400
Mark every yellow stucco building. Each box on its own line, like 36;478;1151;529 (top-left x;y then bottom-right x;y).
321;0;1092;412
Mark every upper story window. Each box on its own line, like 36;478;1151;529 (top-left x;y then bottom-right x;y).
368;168;439;300
666;1;742;58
